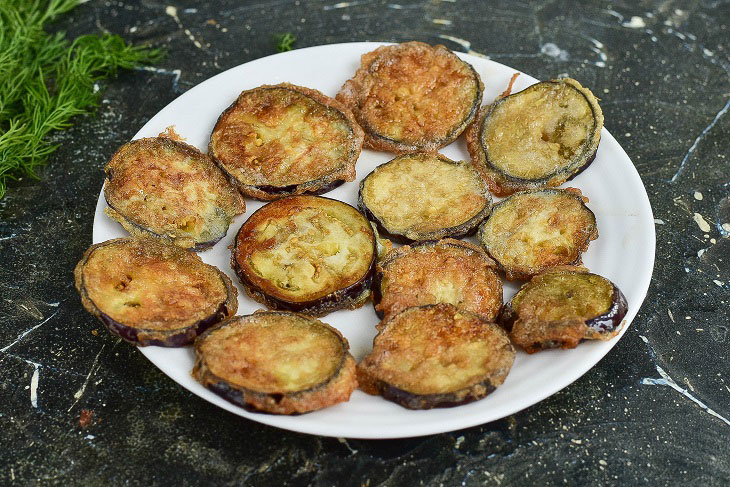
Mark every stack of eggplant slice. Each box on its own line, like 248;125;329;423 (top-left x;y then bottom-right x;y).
76;41;628;416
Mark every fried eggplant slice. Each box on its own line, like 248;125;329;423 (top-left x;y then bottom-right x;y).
467;78;604;196
478;188;597;280
232;195;377;316
209;83;363;200
358;153;491;243
373;239;502;322
499;268;628;353
337;42;483;153
74;238;238;347
358;304;514;409
193;311;357;414
104;137;245;250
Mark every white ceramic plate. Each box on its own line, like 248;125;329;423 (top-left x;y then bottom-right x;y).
93;42;655;439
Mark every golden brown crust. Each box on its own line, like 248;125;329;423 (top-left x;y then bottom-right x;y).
467;78;603;197
357;304;514;409
192;312;357;414
103;137;245;249
478;188;598;280
337;42;483;153
209;83;363;200
74;238;237;344
375;239;502;322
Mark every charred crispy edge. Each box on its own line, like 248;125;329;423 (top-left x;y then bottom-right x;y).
208;83;364;201
192;312;357;414
358;154;492;244
73;238;238;347
466;79;603;196
104;137;244;249
372;238;498;319
338;42;484;154
477;188;598;281
498;271;628;339
359;304;513;409
231;196;377;316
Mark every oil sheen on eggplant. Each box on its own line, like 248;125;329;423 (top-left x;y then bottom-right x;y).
358;304;515;410
478;188;598;280
373;239;502;322
74;238;238;346
209;83;363;200
466;78;603;196
232;195;377;316
103;136;245;250
499;268;628;353
192;311;357;414
337;41;483;153
359;153;492;243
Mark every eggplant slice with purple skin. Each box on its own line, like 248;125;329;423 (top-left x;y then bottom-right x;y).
358;304;515;410
74;238;238;347
232;195;377;316
358;153;492;243
192;311;357;415
466;78;603;196
373;238;502;322
478;188;598;280
209;83;363;201
104;136;245;250
499;268;628;353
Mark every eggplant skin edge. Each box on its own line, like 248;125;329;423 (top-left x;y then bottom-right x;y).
74;238;238;347
466;78;603;197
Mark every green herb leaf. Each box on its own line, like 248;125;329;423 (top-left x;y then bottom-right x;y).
275;33;296;53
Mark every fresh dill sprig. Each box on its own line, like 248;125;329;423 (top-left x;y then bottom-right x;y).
0;0;162;198
275;33;296;53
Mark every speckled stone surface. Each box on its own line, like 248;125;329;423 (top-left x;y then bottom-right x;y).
1;0;729;485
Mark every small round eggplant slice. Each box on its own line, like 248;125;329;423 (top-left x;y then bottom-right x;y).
74;238;238;346
478;188;597;280
467;78;603;196
232;195;377;316
358;304;514;409
373;239;502;322
104;137;245;250
209;83;363;200
192;311;357;414
359;153;492;243
499;269;628;353
337;42;483;153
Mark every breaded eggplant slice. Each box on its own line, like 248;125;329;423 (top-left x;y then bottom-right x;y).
358;304;514;409
337;42;483;153
499;268;628;353
193;311;357;414
232;195;377;316
358;153;492;243
467;78;603;196
373;239;502;322
209;83;363;200
104;137;245;250
74;238;238;346
478;188;597;280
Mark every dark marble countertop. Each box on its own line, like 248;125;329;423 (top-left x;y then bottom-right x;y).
1;0;729;485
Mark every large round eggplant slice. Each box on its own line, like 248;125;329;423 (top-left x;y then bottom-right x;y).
466;78;603;196
499;268;628;353
478;188;598;280
209;83;363;200
337;42;483;153
232;195;377;316
373;239;502;322
358;304;514;409
74;238;238;347
358;153;492;243
192;311;357;414
104;137;245;250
